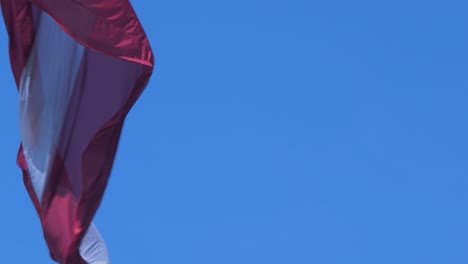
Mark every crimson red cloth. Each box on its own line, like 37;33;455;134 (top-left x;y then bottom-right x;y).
1;1;154;263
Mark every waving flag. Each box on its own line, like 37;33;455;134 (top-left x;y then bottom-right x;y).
1;1;154;263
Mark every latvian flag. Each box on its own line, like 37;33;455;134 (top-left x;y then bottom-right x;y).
1;1;154;263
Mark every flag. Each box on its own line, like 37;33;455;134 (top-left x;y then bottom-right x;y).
1;1;154;263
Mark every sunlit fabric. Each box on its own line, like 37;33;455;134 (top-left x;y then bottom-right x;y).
1;1;154;263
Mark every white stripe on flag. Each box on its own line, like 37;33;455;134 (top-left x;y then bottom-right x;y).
19;8;110;264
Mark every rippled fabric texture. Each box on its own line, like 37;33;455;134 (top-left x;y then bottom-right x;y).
1;1;154;263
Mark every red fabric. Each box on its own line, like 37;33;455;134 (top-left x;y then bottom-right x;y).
1;0;34;86
2;1;154;263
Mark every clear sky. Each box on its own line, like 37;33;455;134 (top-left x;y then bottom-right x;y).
1;0;468;263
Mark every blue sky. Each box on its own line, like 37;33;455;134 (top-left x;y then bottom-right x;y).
1;0;468;263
